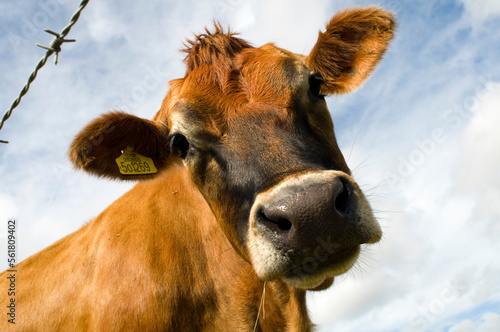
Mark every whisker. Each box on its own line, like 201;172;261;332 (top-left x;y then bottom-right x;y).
350;157;372;176
346;126;363;164
372;209;408;215
360;181;386;194
253;281;266;332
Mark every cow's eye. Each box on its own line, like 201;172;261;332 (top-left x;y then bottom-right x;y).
169;133;190;159
309;73;325;98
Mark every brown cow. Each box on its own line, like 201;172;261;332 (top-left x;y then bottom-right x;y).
1;7;395;331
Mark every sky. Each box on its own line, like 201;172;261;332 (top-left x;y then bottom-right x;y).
1;0;499;331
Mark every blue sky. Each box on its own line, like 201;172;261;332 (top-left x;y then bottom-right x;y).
1;0;499;331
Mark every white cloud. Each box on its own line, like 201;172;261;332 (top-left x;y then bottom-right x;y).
311;66;500;332
449;311;500;332
455;81;500;191
1;1;500;331
84;2;128;44
459;0;500;28
241;0;332;54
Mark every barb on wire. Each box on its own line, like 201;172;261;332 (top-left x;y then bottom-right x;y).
37;29;76;65
0;0;90;144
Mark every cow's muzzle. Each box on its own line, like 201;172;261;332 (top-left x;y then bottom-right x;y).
248;171;382;289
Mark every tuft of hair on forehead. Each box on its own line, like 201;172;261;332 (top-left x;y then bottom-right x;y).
182;23;252;84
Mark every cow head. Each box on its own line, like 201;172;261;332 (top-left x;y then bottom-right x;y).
70;8;395;290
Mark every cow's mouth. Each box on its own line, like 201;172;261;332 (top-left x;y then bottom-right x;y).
281;245;360;290
247;171;381;290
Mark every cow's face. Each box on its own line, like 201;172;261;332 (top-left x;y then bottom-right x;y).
70;8;395;290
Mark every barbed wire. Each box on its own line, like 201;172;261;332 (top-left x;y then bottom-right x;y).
0;0;90;144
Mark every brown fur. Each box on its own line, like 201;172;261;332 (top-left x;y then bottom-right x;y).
307;7;396;94
0;7;395;331
69;112;170;180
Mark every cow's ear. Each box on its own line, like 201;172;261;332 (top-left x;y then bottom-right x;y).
69;112;170;180
306;7;396;95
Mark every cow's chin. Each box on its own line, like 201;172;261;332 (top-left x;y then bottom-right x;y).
281;246;360;290
282;274;335;291
249;241;360;290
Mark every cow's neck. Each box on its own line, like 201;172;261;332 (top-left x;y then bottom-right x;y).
122;164;313;331
205;245;313;331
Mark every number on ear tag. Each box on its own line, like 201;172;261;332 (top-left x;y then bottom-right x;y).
115;146;158;175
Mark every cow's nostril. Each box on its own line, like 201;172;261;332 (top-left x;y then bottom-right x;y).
277;218;292;231
258;209;292;233
334;180;350;215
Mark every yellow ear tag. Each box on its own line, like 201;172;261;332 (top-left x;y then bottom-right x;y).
115;146;158;175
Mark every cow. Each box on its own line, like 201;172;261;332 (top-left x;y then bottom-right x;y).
1;7;395;331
